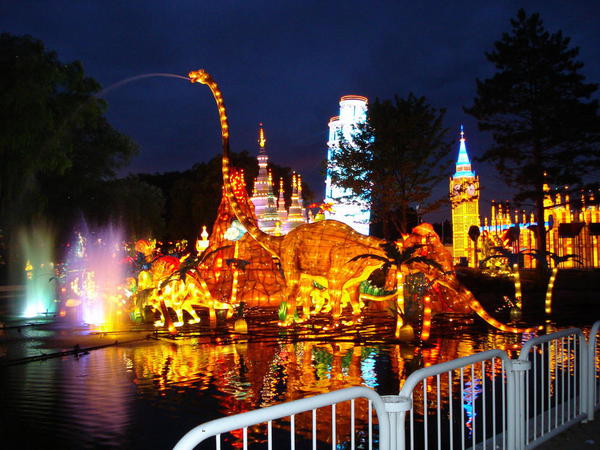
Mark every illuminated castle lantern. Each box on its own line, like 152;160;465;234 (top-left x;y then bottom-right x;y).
450;125;480;266
325;95;371;235
277;178;288;225
251;124;307;235
482;184;600;269
283;173;305;234
251;124;280;234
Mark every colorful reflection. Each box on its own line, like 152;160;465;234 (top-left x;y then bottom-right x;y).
463;376;483;435
4;320;596;449
123;326;535;443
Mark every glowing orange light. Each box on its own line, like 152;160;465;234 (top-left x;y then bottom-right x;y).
421;296;432;341
545;267;558;315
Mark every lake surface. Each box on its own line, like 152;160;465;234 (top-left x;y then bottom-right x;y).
0;308;594;449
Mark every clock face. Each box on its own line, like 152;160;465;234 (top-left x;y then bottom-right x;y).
451;180;478;206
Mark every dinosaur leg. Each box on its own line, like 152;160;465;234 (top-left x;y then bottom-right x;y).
224;304;234;320
297;277;313;321
184;302;201;324
173;308;184;327
208;303;217;328
280;261;301;325
329;280;344;320
159;300;178;336
350;284;363;315
284;282;300;325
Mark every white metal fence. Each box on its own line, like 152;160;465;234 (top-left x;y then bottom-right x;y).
589;321;600;420
173;386;390;450
385;349;515;450
174;321;600;450
517;328;588;448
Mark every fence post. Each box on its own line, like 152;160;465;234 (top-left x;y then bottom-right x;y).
505;361;516;450
588;321;600;421
381;395;411;450
578;334;589;421
510;359;531;450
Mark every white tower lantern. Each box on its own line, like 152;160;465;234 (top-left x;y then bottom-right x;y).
324;95;371;235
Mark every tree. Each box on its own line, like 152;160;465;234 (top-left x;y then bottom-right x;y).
330;94;451;239
105;176;166;239
0;33;137;255
465;10;600;268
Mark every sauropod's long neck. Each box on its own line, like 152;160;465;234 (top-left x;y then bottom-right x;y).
190;70;280;259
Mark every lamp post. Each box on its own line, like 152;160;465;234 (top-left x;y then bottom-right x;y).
468;225;480;268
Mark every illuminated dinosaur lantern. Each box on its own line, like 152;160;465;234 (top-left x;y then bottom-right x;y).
197;171;286;308
189;69;538;333
132;239;233;329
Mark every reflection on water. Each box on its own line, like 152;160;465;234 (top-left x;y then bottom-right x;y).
463;375;482;435
2;346;134;448
0;323;582;448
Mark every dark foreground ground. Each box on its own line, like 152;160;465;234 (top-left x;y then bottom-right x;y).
538;419;600;448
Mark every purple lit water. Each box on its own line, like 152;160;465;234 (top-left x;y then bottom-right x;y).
62;225;128;329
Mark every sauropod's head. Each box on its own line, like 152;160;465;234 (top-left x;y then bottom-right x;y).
188;69;212;85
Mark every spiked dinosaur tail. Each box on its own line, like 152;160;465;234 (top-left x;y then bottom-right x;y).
189;70;281;259
436;276;541;333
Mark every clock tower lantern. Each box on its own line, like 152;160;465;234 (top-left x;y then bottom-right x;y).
450;125;480;266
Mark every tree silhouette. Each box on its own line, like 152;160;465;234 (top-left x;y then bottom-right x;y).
0;33;137;263
465;9;600;269
330;94;451;239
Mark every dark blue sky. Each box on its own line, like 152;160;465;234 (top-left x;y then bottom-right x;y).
1;1;598;222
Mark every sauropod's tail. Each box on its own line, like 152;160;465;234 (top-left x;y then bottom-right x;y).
435;274;540;333
462;286;540;333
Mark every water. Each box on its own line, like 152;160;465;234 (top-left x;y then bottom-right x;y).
1;251;597;448
61;225;129;330
96;73;190;98
18;224;57;318
0;314;554;449
16;223;130;328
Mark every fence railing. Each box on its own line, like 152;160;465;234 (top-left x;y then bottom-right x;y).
517;328;587;448
173;321;600;450
173;386;389;450
590;321;600;420
385;349;514;450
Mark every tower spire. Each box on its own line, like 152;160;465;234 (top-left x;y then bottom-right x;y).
278;178;286;212
258;122;266;154
277;177;288;224
454;124;474;178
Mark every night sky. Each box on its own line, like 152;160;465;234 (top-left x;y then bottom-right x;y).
2;1;599;222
